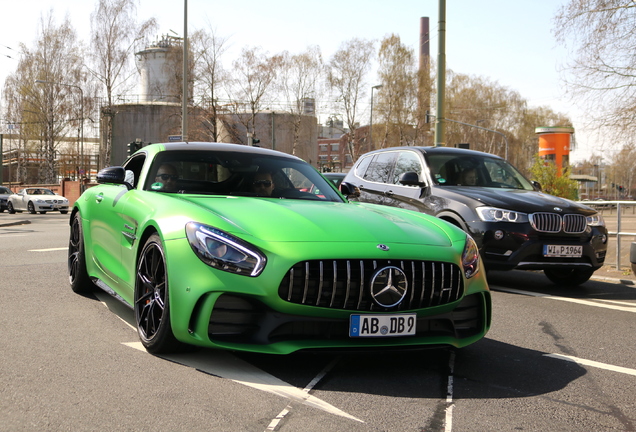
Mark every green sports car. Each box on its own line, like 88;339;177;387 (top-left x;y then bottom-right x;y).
68;142;491;354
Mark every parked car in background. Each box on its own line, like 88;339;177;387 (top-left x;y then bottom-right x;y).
0;186;12;212
68;142;491;355
342;146;608;286
324;172;346;188
7;188;69;214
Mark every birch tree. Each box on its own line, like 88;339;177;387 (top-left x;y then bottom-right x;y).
327;38;375;162
89;0;156;167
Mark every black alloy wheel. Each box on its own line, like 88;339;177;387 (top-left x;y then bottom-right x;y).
134;233;183;354
27;201;36;214
68;212;93;293
7;202;15;214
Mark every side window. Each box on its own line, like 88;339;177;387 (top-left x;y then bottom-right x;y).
354;154;373;179
392;152;423;185
363;152;396;184
122;154;146;188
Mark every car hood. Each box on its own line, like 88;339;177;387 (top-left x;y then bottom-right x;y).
180;196;456;245
438;186;596;215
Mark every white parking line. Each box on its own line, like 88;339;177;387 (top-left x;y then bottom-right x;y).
95;291;361;423
266;357;343;431
445;350;456;432
123;341;363;423
544;354;636;377
29;247;67;252
494;287;636;313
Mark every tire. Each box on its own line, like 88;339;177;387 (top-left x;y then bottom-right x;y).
544;268;595;286
7;202;15;214
134;233;184;354
68;212;93;293
39;211;46;215
28;201;36;214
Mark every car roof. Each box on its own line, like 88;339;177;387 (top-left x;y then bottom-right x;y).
145;142;304;161
364;146;504;160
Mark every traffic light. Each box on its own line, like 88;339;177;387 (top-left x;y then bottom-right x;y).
127;141;141;156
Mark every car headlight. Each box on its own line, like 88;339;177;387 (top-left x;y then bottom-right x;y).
476;206;528;223
461;235;480;279
586;213;605;227
186;222;266;277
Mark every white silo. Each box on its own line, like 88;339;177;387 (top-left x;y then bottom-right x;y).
135;36;181;103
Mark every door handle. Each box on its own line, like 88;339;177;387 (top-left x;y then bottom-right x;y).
385;190;394;196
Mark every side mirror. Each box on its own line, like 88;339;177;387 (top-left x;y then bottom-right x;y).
340;182;361;198
398;171;425;186
97;166;133;190
531;180;542;191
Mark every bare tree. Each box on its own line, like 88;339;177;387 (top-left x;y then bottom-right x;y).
88;0;156;167
5;12;85;183
376;34;419;149
327;38;375;163
190;26;228;142
276;46;323;155
226;47;281;143
554;1;636;139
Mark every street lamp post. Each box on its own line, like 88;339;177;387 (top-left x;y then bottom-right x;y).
369;84;383;150
35;79;84;178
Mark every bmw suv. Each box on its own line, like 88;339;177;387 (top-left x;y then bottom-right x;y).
342;146;608;286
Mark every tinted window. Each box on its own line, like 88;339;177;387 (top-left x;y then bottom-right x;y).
144;150;343;202
363;152;396;183
427;153;534;190
392;151;423;185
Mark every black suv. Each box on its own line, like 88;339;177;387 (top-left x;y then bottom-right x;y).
342;146;608;286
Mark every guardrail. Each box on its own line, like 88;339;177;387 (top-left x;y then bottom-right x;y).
579;200;636;269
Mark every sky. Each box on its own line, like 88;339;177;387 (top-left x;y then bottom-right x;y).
0;0;596;163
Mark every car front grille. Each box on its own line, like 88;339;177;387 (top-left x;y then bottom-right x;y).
278;259;464;312
529;212;587;234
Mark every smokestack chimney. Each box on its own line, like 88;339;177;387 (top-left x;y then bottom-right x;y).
418;17;431;144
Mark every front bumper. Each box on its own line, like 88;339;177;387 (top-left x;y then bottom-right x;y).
468;221;608;271
164;238;492;354
33;202;69;212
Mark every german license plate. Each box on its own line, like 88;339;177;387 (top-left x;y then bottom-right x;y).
349;314;416;338
543;245;583;257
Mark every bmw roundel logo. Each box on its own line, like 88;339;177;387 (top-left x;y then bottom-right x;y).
554;207;563;212
369;266;408;308
377;244;390;251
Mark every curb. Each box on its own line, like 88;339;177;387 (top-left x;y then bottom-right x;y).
590;275;635;286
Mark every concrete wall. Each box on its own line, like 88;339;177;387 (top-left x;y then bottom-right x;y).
109;103;182;165
109;106;319;168
218;112;319;167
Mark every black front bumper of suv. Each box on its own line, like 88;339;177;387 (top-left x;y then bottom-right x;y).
468;221;608;272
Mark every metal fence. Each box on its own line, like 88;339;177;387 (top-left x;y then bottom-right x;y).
579;200;636;269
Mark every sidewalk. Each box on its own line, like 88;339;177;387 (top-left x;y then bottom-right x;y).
591;265;636;286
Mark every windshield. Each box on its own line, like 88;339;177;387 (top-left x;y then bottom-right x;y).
144;150;344;202
426;153;534;190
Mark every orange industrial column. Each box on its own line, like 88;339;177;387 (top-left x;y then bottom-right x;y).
536;126;574;173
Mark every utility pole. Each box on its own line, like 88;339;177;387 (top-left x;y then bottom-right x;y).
181;0;188;142
434;0;446;147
